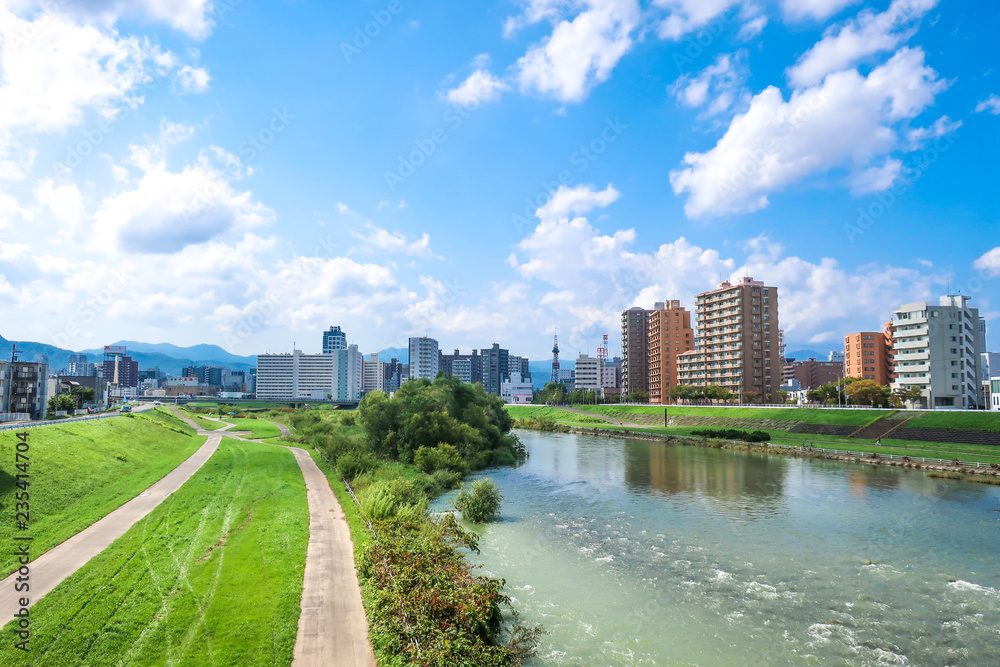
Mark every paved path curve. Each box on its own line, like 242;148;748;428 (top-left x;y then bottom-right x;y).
0;432;221;624
174;406;375;666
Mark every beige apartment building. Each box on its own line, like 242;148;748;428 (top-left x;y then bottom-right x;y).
677;277;782;402
647;300;694;404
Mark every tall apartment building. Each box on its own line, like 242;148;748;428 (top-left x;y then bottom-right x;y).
574;354;601;392
507;355;531;382
891;295;985;409
844;329;894;385
480;343;510;395
408;337;439;381
382;358;408;394
677;277;781;402
439;349;483;385
0;359;49;420
621;306;651;397
322;326;347;354
101;345;139;389
647;300;694;404
332;345;363;401
362;353;385;395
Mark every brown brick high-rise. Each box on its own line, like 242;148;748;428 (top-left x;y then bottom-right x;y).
647;301;694;404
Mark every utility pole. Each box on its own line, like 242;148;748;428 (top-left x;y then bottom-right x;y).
5;344;17;416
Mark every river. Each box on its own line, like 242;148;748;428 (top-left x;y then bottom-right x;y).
440;430;1000;666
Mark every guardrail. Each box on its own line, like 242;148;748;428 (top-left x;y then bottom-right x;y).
0;412;122;431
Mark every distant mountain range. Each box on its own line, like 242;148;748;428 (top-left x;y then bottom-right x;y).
785;349;831;362
0;334;256;376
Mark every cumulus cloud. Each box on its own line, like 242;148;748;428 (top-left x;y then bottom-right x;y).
653;0;744;40
787;0;939;87
446;69;510;105
974;95;1000;115
351;223;440;259
670;48;947;218
515;0;640;103
672;52;748;116
781;0;860;22
536;183;621;221
974;248;1000;277
175;65;210;93
5;0;216;38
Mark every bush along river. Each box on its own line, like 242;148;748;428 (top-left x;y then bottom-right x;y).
436;430;1000;666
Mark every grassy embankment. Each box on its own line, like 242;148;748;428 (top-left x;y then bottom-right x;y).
508;405;1000;465
0;437;309;665
219;417;282;439
0;410;204;577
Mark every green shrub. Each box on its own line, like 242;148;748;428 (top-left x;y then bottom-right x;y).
455;478;503;523
433;469;463;490
691;428;771;443
336;451;378;480
341;413;356;426
414;443;468;474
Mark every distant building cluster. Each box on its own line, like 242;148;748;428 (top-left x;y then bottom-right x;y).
617;277;994;410
255;327;533;403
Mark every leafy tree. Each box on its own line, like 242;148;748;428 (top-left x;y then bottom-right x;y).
891;386;924;408
704;384;732;403
533;382;567;405
566;388;596;404
845;379;890;407
742;390;759;404
47;393;77;414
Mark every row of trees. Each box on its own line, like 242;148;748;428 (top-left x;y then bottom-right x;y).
806;378;923;408
531;382;650;405
47;387;95;414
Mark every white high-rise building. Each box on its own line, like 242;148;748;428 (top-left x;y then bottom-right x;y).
891;295;985;409
256;349;335;400
828;350;845;364
362;353;385;395
575;354;601;392
332;345;363;401
408;337;439;381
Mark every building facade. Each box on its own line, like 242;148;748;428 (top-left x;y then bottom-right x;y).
408;337;439;381
102;345;139;390
500;372;534;405
677;277;781;402
256;350;336;400
322;326;347;354
362;353;385;395
647;300;694;404
891;296;985;409
574;354;601;392
0;360;48;420
844;330;894;385
382;358;408;394
784;358;842;390
332;345;363;401
621;306;651;397
480;343;509;395
439;349;483;385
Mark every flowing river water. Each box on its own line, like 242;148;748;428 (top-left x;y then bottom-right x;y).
439;430;1000;666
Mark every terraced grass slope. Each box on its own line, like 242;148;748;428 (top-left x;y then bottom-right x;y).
0;437;309;666
505;405;608;423
907;412;1000;432
581;404;893;425
0;415;204;577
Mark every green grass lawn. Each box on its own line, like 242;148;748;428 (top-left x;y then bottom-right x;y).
577;404;894;425
0;417;204;577
181;411;227;431
906;411;1000;432
505;405;608;424
0;437;309;666
138;407;199;435
220;418;282;439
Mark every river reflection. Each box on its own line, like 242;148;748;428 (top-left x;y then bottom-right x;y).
442;430;1000;666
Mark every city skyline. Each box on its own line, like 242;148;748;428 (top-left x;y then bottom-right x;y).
1;1;998;363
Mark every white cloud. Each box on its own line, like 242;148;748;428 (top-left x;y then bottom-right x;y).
672;52;748;116
33;179;86;230
351;223;440;259
782;0;860;22
5;0;216;39
535;183;621;221
516;0;640;103
974;248;1000;277
446;69;510;105
653;0;744;40
670;48;947;218
974;95;1000;115
905;115;961;149
175;64;210;94
848;158;902;194
787;0;938;87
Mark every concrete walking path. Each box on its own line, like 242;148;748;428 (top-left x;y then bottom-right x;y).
0;432;221;625
289;446;376;667
174;406;374;665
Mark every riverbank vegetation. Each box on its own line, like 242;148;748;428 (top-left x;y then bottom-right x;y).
284;375;541;665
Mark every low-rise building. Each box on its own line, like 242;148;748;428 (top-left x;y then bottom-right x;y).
0;360;48;420
500;372;534;405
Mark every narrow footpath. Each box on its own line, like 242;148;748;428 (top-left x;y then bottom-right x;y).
0;430;221;623
180;407;375;666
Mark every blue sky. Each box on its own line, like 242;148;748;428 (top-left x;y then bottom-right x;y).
0;0;998;363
